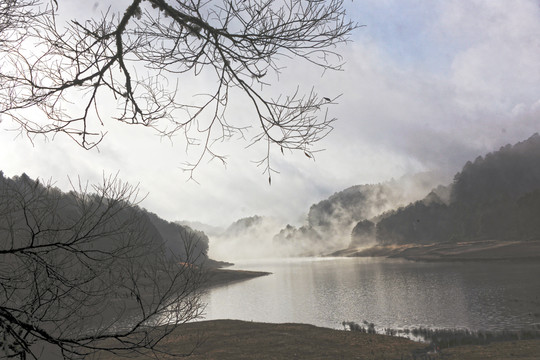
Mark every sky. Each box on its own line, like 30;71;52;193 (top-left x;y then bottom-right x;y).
2;0;540;228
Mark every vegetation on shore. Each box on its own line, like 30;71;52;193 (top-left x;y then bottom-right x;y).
344;321;540;349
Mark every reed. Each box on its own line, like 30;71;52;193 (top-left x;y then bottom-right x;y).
343;321;540;350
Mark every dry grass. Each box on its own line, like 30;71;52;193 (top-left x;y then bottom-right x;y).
93;320;540;360
94;320;424;360
443;339;540;360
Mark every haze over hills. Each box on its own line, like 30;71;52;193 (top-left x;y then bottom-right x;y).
194;133;540;261
204;216;288;260
193;173;450;260
177;220;225;238
273;171;450;255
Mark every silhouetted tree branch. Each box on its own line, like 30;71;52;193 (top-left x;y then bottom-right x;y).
0;173;205;359
0;0;356;179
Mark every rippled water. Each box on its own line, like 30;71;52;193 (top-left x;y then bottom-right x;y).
201;257;540;331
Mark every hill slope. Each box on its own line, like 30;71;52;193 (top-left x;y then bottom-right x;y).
0;171;211;264
372;134;540;246
273;172;446;255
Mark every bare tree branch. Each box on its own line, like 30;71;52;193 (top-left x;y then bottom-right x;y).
0;172;206;359
0;0;357;176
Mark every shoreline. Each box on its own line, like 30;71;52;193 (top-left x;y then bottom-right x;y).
202;267;271;289
330;239;540;262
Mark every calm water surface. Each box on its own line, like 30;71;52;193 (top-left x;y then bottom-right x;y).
202;257;540;331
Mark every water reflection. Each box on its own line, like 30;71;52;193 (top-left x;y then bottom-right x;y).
202;257;540;331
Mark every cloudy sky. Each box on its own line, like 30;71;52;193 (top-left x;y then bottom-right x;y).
2;0;540;227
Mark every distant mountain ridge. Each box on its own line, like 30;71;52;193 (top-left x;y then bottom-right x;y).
176;220;225;237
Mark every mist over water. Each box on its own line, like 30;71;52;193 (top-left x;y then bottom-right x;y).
205;171;451;261
207;216;290;261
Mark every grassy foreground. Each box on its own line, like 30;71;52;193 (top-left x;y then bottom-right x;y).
94;319;540;359
95;319;422;360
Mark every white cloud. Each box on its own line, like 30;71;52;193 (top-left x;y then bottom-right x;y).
2;0;540;229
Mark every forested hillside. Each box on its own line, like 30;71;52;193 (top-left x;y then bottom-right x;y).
0;172;210;264
273;172;445;254
372;134;540;246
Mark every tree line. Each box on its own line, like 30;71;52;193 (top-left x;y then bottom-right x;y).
365;134;540;246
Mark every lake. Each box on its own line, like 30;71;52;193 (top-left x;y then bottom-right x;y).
201;257;540;331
